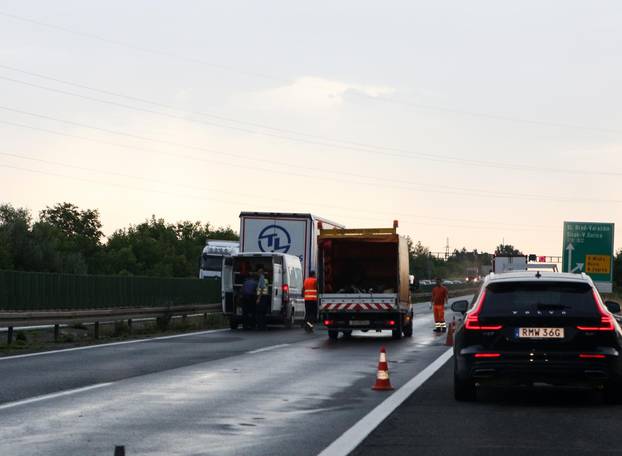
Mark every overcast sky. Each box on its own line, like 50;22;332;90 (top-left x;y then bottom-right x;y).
1;0;620;255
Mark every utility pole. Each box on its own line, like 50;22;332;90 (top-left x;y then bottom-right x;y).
444;237;450;261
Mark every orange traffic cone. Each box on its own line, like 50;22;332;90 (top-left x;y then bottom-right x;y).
445;319;456;346
372;347;394;391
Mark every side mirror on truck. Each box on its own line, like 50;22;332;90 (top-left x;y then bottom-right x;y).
605;301;621;314
451;300;469;314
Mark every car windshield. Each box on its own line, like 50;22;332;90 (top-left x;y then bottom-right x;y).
481;281;598;317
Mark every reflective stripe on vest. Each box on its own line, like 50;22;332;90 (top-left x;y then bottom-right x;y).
303;278;318;301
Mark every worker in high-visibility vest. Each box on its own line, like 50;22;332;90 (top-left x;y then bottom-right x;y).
303;271;318;332
431;277;448;333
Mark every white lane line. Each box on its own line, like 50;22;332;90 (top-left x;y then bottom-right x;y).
0;329;229;361
317;347;454;456
0;382;113;411
247;343;290;354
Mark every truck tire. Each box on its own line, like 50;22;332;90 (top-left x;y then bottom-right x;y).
328;330;339;340
403;319;413;337
392;319;403;340
229;318;239;330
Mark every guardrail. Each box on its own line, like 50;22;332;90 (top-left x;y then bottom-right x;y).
0;303;221;345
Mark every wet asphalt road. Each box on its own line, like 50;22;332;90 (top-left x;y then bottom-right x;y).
0;297;468;456
353;354;622;456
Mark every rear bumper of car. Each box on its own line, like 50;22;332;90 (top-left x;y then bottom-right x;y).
456;348;622;386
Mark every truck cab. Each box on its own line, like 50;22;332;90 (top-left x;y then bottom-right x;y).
222;252;304;329
199;240;240;279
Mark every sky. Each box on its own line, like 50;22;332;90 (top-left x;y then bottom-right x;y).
1;0;621;255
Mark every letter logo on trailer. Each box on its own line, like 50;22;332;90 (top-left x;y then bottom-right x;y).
258;225;291;253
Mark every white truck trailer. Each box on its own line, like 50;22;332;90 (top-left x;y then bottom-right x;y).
492;255;528;273
239;212;344;279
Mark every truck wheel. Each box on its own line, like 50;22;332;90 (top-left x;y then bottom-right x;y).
403;319;413;337
328;330;339;340
229;318;239;330
392;319;403;340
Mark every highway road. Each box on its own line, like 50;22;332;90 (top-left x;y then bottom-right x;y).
0;297;468;456
353;360;622;456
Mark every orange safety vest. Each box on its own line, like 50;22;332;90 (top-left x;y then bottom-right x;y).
303;277;318;301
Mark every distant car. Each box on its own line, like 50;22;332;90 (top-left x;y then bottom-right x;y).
451;271;622;402
443;280;454;286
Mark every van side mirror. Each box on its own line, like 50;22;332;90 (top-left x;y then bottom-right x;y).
451;300;469;314
605;301;621;314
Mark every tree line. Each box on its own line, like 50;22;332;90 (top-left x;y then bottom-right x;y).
1;202;620;286
0;202;237;277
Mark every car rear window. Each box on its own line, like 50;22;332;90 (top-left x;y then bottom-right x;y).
480;281;598;317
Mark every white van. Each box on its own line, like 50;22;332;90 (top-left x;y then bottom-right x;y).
222;252;304;329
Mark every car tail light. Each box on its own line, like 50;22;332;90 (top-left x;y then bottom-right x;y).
576;289;615;331
389;320;396;326
282;284;289;302
474;353;501;358
323;319;333;326
579;353;606;359
464;290;503;331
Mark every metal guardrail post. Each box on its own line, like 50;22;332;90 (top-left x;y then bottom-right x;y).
7;326;13;345
54;324;60;343
127;318;133;335
94;321;100;340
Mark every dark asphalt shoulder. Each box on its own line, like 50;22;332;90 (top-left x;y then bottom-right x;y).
353;359;622;456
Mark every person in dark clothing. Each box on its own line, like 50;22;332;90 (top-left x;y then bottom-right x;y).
241;274;258;328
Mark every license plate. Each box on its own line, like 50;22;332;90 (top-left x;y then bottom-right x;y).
349;320;370;326
517;327;564;339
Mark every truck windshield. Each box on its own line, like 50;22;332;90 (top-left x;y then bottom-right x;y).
201;255;223;271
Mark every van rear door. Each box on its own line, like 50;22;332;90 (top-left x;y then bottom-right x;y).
272;260;283;312
222;257;234;314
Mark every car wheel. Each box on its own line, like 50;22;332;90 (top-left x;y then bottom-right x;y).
328;330;339;340
454;372;476;401
229;318;239;330
604;378;622;404
284;308;294;329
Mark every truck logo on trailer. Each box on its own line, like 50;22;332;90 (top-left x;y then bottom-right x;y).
258;225;291;253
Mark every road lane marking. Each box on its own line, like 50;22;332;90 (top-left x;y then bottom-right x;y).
318;347;454;456
0;382;113;411
0;329;229;361
247;343;290;354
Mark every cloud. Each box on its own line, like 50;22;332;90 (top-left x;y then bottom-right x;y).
240;76;395;111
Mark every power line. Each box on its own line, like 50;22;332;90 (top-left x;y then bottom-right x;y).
2;74;621;179
0;149;559;231
1;111;620;205
1;10;620;137
0;160;559;233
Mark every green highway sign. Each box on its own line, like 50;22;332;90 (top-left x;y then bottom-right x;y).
562;221;615;292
